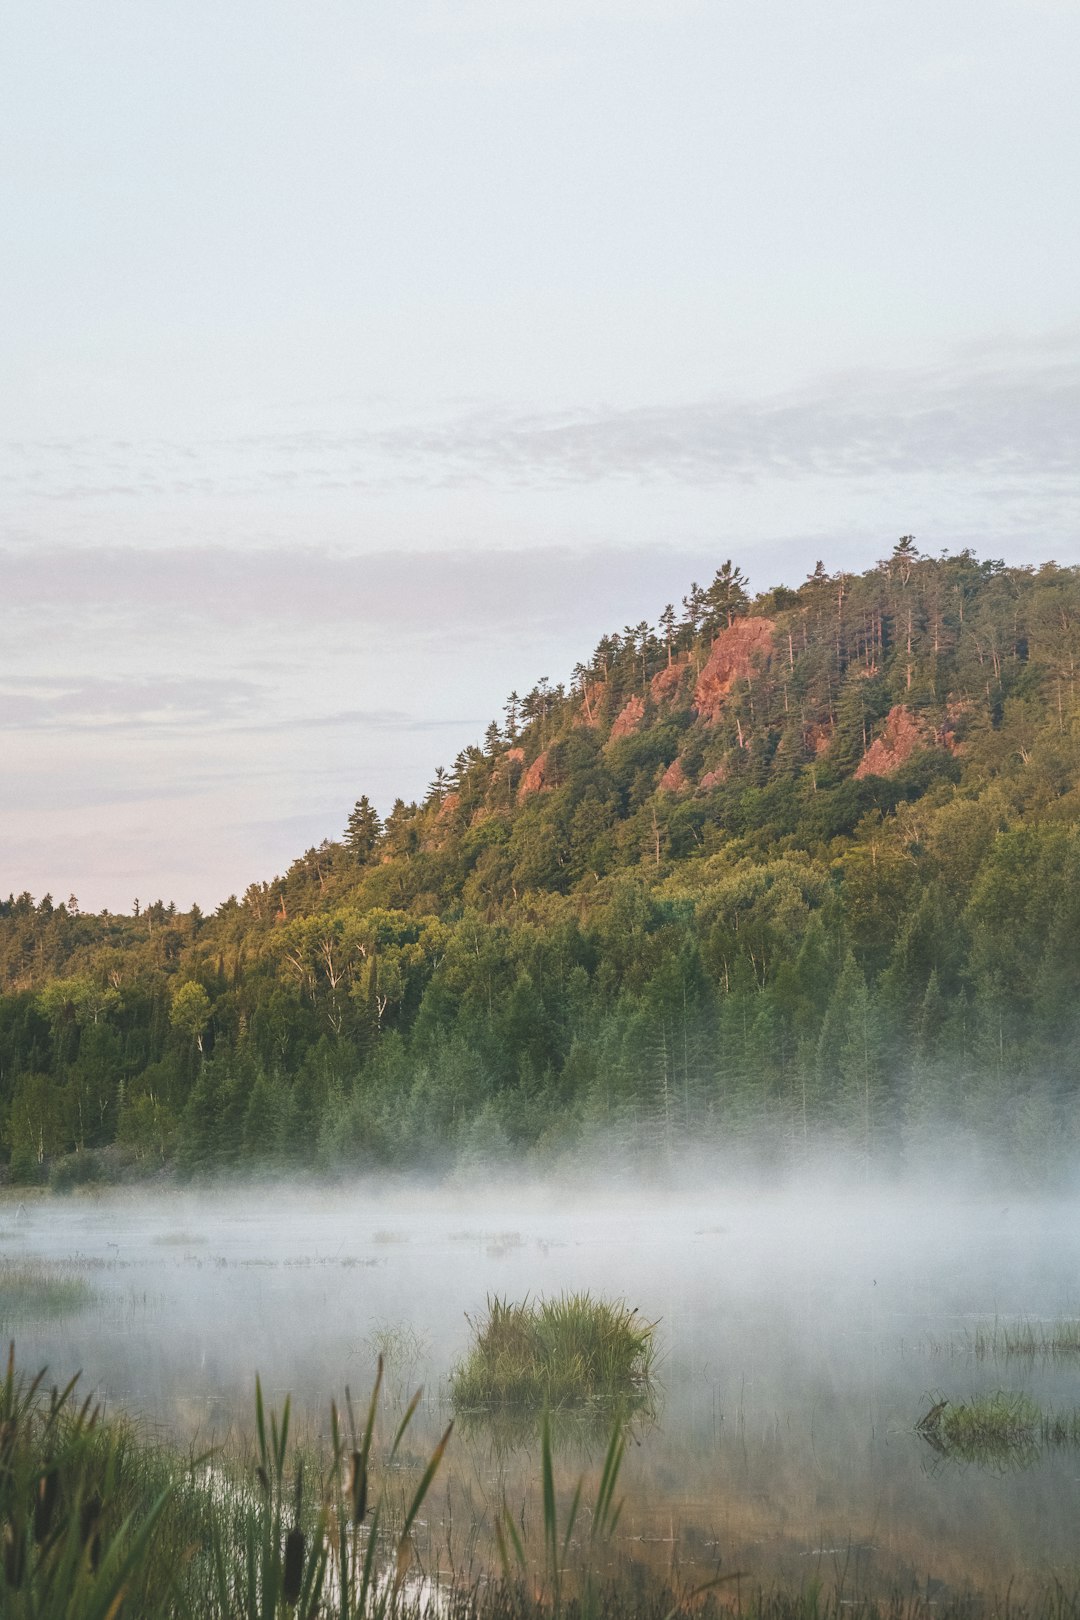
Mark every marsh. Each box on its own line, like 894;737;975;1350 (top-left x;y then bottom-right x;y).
3;1174;1080;1601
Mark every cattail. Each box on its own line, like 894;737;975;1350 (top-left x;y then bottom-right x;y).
80;1492;102;1572
3;1521;26;1589
34;1468;59;1542
347;1450;367;1522
282;1527;306;1606
255;1464;271;1498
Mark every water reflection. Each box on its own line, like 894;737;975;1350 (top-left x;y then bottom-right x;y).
3;1182;1080;1599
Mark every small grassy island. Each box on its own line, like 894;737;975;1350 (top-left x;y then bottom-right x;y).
451;1293;656;1412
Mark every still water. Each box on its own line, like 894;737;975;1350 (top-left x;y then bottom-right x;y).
3;1179;1080;1600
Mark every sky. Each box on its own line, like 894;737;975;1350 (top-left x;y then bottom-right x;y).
3;0;1079;913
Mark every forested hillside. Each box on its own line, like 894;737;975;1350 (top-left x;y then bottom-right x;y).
4;540;1080;1185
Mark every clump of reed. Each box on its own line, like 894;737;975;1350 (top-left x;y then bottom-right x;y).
922;1318;1080;1363
0;1342;185;1616
916;1391;1080;1466
450;1293;656;1414
0;1341;451;1618
215;1357;453;1618
969;1318;1080;1360
0;1262;94;1323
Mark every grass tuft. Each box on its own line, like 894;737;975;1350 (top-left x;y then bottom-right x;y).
450;1293;655;1413
0;1263;94;1323
970;1318;1080;1360
917;1391;1080;1466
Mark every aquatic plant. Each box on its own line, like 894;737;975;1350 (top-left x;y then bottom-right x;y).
0;1343;450;1618
969;1318;1080;1360
0;1262;94;1323
916;1391;1080;1466
451;1293;656;1413
0;1343;179;1616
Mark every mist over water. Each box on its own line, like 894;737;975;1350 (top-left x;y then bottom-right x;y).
4;1168;1080;1597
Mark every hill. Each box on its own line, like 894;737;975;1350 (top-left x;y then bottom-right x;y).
3;540;1080;1183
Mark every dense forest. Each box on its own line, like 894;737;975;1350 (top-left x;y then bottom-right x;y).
4;540;1080;1185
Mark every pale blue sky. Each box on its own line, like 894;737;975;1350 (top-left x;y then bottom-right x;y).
3;1;1078;910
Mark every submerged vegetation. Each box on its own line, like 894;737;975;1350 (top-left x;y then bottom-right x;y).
451;1294;656;1416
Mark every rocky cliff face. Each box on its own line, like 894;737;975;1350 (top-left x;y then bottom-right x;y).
608;694;646;741
650;657;692;709
693;618;775;724
659;757;688;794
854;705;934;779
517;749;554;800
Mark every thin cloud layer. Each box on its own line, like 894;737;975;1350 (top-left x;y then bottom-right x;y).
5;343;1078;502
0;675;261;732
3;542;710;635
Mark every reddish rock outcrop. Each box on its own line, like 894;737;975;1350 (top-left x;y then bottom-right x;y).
697;764;729;792
517;749;554;801
941;699;971;755
436;791;460;821
608;694;646;741
650;657;691;708
694;618;775;723
806;721;833;757
659;757;688;794
854;705;932;779
578;682;606;726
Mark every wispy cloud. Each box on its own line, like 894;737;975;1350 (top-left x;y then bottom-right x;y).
2;542;706;635
5;339;1078;503
0;675;262;732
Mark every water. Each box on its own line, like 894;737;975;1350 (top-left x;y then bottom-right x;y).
3;1179;1080;1600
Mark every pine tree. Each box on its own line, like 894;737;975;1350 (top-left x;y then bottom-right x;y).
344;795;382;862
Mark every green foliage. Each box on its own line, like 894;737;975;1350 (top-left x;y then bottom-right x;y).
451;1293;655;1412
3;548;1080;1181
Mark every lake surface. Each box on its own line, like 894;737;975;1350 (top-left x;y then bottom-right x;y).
3;1177;1080;1601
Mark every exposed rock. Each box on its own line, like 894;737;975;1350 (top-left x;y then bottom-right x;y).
941;699;972;755
855;705;934;779
517;750;554;801
697;764;729;792
492;746;525;782
694;618;775;723
436;791;460;821
608;694;646;741
650;657;691;708
806;721;833;757
659;757;688;794
578;682;606;726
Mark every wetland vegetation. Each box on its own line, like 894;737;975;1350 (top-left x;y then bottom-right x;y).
0;1260;94;1324
4;546;1080;1610
5;1187;1080;1614
450;1294;655;1415
917;1391;1080;1467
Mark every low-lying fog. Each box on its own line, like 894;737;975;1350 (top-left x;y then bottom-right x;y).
4;1172;1080;1597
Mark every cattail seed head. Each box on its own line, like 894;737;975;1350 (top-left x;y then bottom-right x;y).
34;1468;59;1543
347;1451;367;1522
283;1527;306;1606
3;1521;26;1589
80;1492;102;1571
